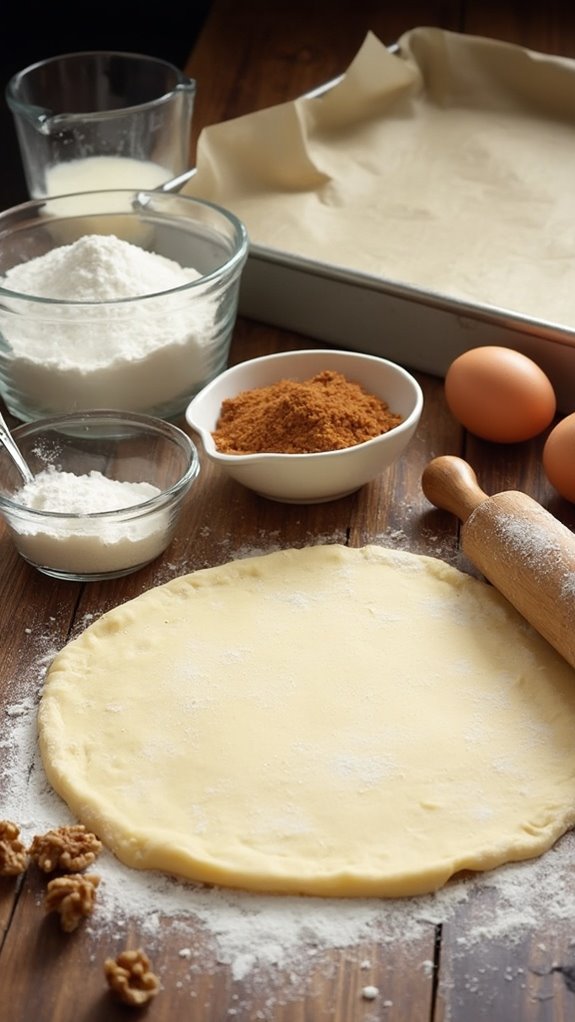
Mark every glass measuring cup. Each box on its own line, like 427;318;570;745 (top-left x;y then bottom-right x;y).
6;51;196;199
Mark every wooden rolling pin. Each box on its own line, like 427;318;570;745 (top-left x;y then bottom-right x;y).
421;455;575;671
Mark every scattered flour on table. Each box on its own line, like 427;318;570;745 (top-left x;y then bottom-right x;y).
361;985;380;1000
2;537;575;1011
153;521;458;585
0;234;218;414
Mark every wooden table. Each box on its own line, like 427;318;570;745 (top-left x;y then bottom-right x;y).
2;3;575;1019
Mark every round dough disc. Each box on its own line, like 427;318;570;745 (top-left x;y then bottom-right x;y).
39;545;575;897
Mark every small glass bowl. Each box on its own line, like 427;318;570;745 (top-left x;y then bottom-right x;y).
0;190;248;422
0;410;200;581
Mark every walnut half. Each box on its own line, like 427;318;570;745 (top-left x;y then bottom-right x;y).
104;948;161;1007
0;820;28;876
29;824;102;873
45;873;101;932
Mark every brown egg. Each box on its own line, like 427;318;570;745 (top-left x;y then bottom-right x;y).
543;413;575;503
444;346;556;443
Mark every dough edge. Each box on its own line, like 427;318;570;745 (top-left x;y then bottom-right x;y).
38;543;575;898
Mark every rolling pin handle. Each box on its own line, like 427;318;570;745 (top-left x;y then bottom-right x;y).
421;455;489;523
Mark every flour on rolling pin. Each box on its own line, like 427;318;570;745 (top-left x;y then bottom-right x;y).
422;455;575;669
489;499;575;592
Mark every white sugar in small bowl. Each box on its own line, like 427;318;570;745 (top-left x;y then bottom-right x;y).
0;410;200;581
185;349;424;503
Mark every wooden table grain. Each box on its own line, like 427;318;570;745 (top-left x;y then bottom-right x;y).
2;3;575;1020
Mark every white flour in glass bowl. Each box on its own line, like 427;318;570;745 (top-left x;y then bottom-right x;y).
0;234;218;418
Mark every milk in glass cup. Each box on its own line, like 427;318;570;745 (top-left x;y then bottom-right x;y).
6;51;195;198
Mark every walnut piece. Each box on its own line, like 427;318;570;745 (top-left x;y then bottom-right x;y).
45;872;101;932
0;820;28;876
29;824;102;873
104;948;161;1007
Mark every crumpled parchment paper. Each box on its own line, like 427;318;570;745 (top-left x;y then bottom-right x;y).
184;27;575;326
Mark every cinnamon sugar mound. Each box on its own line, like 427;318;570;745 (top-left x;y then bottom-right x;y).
213;370;403;454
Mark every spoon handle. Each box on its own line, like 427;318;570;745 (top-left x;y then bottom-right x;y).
0;413;34;485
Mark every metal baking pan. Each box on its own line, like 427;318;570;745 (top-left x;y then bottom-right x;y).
182;48;575;412
238;246;575;413
233;55;575;414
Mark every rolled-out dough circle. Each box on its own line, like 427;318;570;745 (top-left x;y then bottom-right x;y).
39;544;575;897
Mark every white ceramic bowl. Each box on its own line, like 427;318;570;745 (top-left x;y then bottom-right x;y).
185;349;423;503
0;410;200;580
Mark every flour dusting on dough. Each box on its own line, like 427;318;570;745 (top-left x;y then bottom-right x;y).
37;544;575;901
3;569;575;1011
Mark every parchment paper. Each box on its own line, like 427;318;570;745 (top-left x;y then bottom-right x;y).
183;27;575;327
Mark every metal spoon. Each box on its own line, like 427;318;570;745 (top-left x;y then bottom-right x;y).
0;411;34;485
133;166;197;211
155;167;197;194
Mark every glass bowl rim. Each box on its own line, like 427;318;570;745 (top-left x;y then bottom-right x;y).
0;409;200;521
0;191;249;305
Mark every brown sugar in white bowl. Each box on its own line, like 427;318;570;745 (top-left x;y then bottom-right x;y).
185;349;424;503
